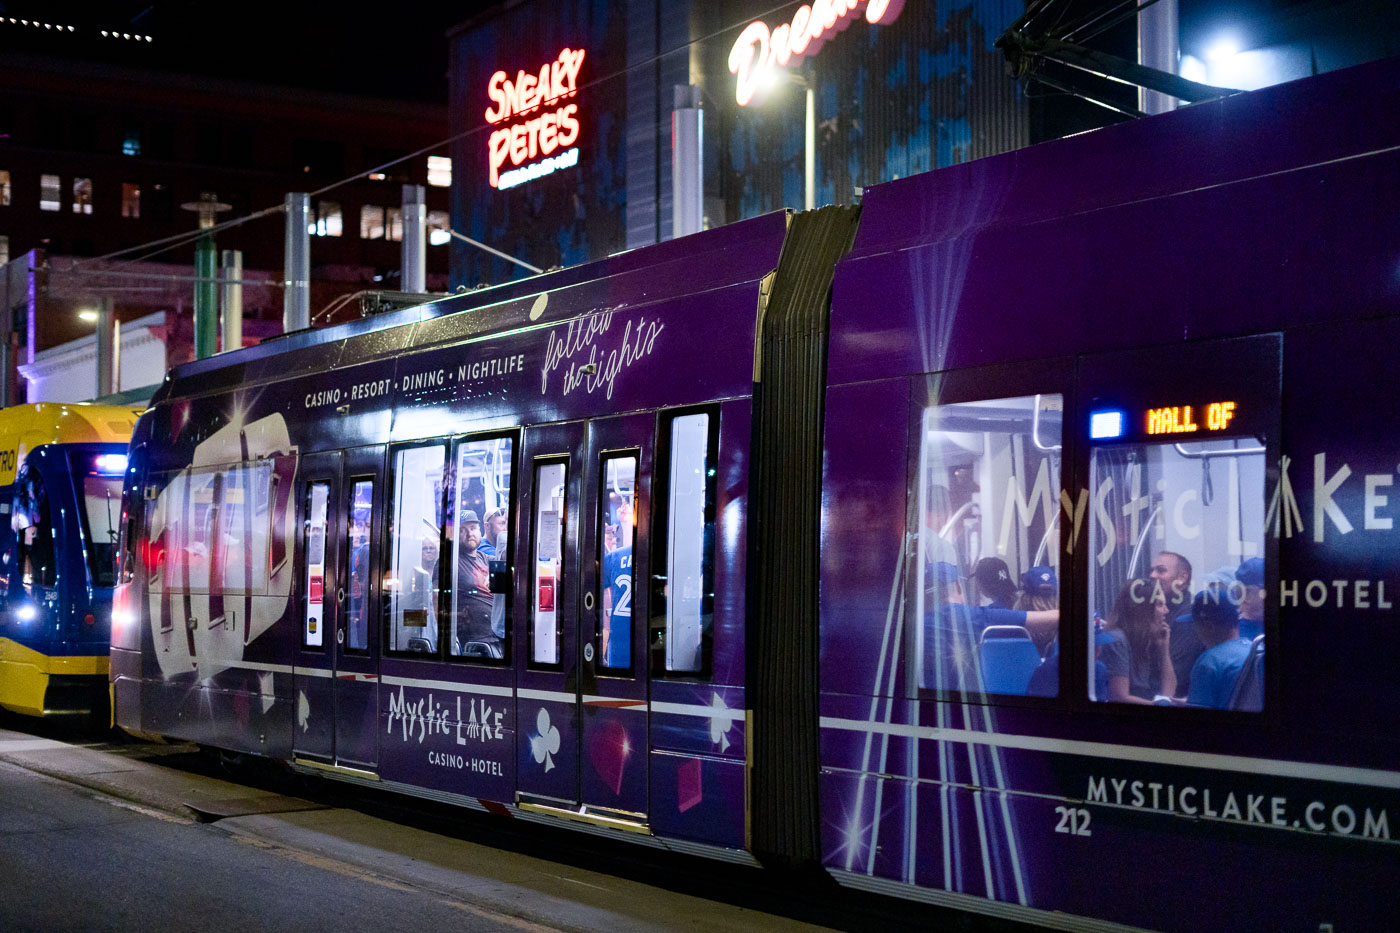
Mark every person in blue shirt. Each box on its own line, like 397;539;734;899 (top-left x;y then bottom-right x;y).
601;543;633;669
965;557;1059;645
1184;589;1253;709
1235;557;1265;642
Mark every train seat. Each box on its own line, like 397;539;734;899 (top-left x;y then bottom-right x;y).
979;626;1042;695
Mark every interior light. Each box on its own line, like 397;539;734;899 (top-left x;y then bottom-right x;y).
96;453;129;474
1089;410;1126;440
78;309;98;322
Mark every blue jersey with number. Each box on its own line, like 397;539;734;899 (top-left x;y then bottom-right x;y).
603;546;633;668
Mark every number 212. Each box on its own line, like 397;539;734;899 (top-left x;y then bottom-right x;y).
1054;806;1092;836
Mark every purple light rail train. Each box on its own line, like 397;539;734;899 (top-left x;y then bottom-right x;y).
112;59;1400;932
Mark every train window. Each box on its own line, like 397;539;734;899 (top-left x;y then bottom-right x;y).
78;471;122;588
1088;435;1265;710
302;482;329;649
597;454;637;672
386;443;446;655
530;460;566;666
915;394;1062;697
447;435;513;662
155;462;273;597
13;471;57;593
346;480;373;652
655;412;716;676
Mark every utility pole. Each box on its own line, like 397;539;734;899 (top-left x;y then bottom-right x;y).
181;192;231;360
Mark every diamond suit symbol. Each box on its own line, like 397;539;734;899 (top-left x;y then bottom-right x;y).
530;707;561;772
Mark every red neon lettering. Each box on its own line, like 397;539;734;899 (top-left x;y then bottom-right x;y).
485;48;587;188
729;0;904;106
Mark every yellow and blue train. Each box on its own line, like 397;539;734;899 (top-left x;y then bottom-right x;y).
0;403;140;718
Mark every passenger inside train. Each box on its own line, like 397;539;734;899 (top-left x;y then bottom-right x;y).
1088;435;1266;709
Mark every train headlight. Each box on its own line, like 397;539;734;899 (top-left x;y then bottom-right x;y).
15;604;38;623
95;453;129;474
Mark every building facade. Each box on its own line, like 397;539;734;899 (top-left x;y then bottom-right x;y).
446;0;1029;288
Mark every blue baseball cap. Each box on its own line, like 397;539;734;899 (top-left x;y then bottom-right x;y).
1021;565;1057;594
1193;589;1240;626
1235;557;1265;588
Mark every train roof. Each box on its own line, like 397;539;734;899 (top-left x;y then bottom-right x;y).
153;210;793;406
828;55;1400;384
0;402;142;485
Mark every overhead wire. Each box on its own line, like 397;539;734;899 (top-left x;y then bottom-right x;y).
63;1;814;277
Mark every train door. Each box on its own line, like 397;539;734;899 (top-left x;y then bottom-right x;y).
292;447;382;772
515;421;586;810
577;414;651;821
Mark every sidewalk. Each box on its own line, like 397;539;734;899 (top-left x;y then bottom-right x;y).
0;727;832;933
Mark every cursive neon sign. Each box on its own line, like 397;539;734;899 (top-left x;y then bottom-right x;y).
485;47;586;188
728;0;905;106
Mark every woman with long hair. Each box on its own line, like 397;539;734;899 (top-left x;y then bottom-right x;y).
1100;578;1177;704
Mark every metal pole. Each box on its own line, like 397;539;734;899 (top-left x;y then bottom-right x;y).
194;233;217;360
671;85;703;239
401;184;426;293
284;192;311;332
96;297;116;397
804;84;816;211
1138;0;1180;115
221;250;243;353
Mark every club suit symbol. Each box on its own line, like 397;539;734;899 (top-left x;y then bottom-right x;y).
530;707;561;772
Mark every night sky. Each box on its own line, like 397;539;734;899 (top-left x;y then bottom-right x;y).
0;1;504;101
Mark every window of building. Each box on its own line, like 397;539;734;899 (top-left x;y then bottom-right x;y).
72;178;93;215
386;207;403;242
427;156;452;187
0;236;8;267
121;183;140;219
364;147;410;183
386;443;447;655
40;174;61;211
360;205;385;240
313;200;342;237
149;183;173;221
448;435;514;661
1;170;10;207
427;210;450;246
915;394;1063;698
121;125;142;156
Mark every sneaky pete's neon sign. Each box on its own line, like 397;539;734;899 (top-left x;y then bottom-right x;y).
485;47;586;189
728;0;905;106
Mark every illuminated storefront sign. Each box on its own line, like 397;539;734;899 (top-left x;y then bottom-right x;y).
728;0;905;106
485;47;586;189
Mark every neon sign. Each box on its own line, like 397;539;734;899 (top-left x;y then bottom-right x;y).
728;0;905;106
485;47;586;189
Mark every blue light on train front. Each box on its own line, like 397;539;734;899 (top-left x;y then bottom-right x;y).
1089;410;1126;440
95;453;128;474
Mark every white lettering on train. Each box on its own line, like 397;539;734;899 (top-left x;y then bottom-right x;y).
540;309;665;400
401;369;447;393
304;389;341;408
1084;775;1390;841
458;354;525;384
350;378;392;400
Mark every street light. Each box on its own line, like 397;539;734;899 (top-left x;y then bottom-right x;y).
762;67;816;211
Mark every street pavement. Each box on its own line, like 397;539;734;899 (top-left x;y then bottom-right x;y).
0;722;834;933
